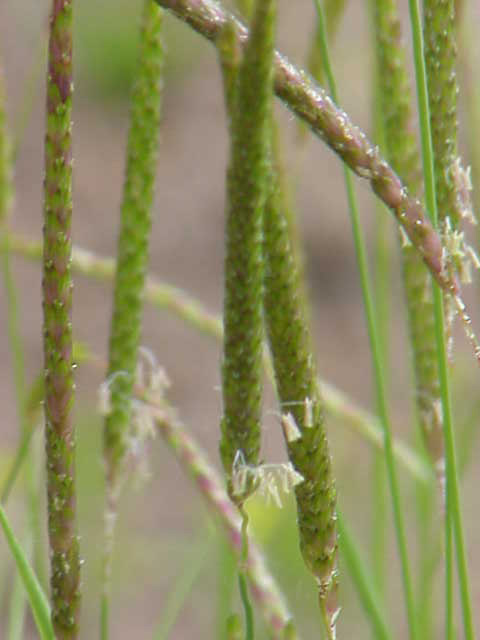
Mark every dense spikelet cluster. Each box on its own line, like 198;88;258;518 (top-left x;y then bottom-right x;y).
101;2;164;634
42;1;80;636
263;168;339;635
104;1;164;488
219;0;275;503
424;0;460;227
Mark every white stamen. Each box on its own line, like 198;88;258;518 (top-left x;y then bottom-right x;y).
281;412;302;442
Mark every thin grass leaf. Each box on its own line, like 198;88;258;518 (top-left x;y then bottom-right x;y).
373;0;444;503
407;3;475;639
153;539;210;640
216;535;237;640
337;513;392;640
313;3;418;638
6;535;32;640
0;505;54;640
306;0;348;91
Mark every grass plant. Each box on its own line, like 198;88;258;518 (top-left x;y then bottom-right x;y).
1;0;480;638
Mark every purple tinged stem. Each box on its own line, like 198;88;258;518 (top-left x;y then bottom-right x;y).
154;0;457;296
42;1;80;637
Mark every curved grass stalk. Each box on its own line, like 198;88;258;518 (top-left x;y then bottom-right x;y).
149;402;300;640
42;2;81;635
9;233;431;486
407;3;475;639
154;0;459;299
313;3;417;638
101;3;164;636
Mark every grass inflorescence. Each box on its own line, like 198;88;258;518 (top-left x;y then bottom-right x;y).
1;0;480;638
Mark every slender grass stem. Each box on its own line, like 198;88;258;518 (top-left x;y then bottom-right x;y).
337;513;392;640
407;2;475;639
238;573;254;640
314;3;417;638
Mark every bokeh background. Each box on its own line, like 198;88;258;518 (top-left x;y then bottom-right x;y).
1;0;479;638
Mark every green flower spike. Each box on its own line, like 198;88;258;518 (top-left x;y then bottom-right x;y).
424;0;461;228
101;2;164;636
104;0;164;488
263;168;339;638
42;1;81;637
219;0;276;505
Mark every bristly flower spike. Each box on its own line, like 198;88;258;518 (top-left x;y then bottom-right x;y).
101;2;164;636
219;0;276;505
42;1;81;636
263;88;339;640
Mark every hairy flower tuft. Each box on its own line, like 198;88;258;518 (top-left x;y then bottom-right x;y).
448;157;476;226
231;451;304;508
281;412;302;443
442;217;480;284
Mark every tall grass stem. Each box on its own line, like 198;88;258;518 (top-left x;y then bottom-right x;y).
314;3;418;638
42;1;81;634
407;2;475;638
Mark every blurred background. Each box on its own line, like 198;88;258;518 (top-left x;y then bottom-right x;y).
1;0;479;638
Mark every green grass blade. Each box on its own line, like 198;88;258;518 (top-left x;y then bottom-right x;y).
216;535;237;640
407;2;475;639
0;505;54;640
338;513;392;640
6;535;32;640
313;2;418;638
153;540;209;640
